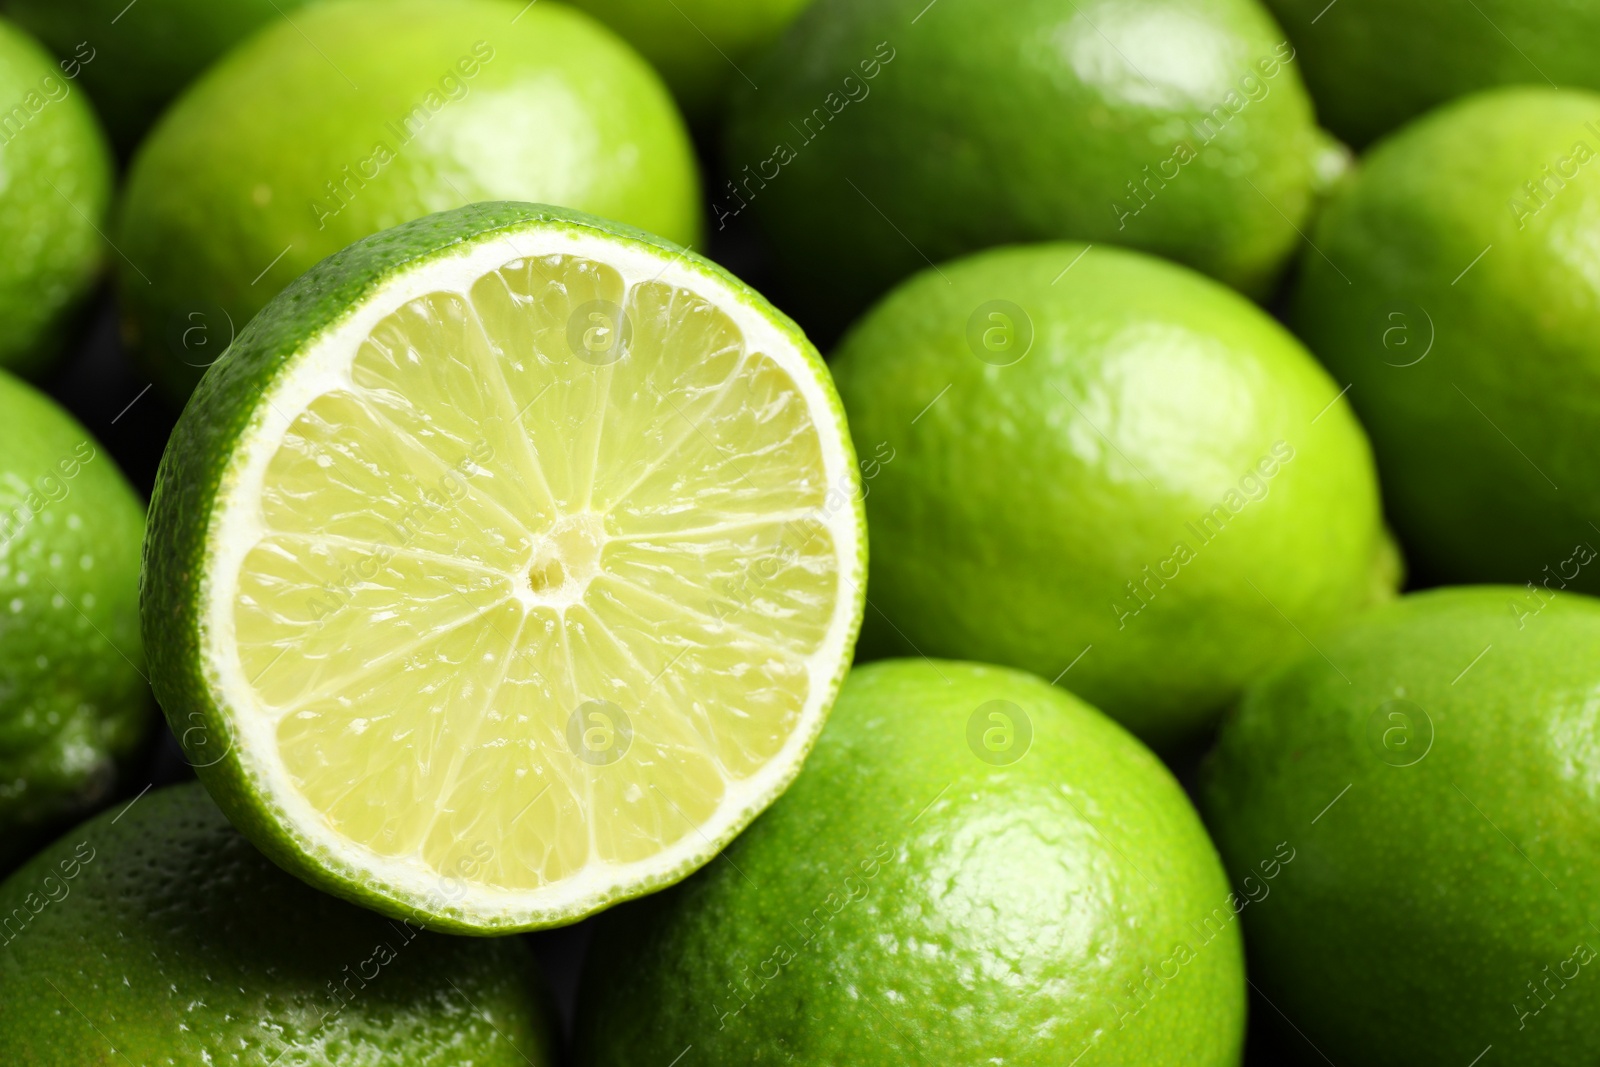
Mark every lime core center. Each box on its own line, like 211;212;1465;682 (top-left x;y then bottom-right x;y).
521;511;605;610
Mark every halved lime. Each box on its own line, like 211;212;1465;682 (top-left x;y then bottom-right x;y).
142;203;865;932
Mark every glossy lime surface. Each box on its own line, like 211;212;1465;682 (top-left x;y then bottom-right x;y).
568;0;812;120
1292;87;1600;590
118;0;701;402
0;781;554;1065
831;243;1397;746
1203;586;1600;1066
726;0;1336;334
575;659;1246;1066
0;370;148;860
3;0;315;153
0;17;112;376
1265;0;1600;146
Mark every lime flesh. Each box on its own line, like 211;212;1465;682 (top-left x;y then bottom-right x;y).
144;203;865;932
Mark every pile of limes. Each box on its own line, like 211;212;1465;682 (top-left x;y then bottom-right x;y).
0;0;1595;1063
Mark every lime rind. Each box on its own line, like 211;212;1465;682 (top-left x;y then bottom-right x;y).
144;203;866;932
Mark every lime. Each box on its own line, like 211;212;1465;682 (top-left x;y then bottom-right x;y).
0;17;112;377
117;0;702;403
1264;0;1600;147
3;0;314;154
1202;587;1600;1065
1291;87;1600;591
574;659;1245;1065
0;370;149;860
724;0;1339;335
830;242;1397;747
141;202;866;934
0;781;555;1065
568;0;812;122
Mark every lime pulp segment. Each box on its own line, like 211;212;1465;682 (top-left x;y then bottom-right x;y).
204;228;863;926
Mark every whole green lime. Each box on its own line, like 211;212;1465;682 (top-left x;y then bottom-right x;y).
574;659;1246;1066
0;370;148;860
0;781;555;1064
725;0;1339;335
1291;87;1600;591
3;0;315;154
118;0;702;402
1264;0;1600;147
0;17;112;377
568;0;812;121
1202;586;1600;1066
831;243;1397;746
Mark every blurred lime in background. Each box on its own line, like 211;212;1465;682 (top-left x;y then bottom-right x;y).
0;370;148;863
569;0;813;122
726;0;1342;336
0;17;112;377
3;0;313;154
118;0;702;403
1264;0;1600;147
1292;87;1600;591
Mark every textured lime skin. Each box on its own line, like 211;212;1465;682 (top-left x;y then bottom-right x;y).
831;243;1397;747
574;660;1245;1066
118;0;702;402
0;782;554;1065
725;0;1334;335
1292;88;1600;591
0;17;112;377
0;371;149;859
2;0;314;154
1264;0;1600;147
1202;587;1600;1066
142;200;865;934
568;0;812;121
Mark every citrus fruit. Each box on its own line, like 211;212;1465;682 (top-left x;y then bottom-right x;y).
830;242;1397;747
568;0;813;122
141;202;866;934
1264;0;1600;147
1202;586;1600;1066
0;16;112;377
1291;87;1600;591
0;781;555;1065
3;0;314;154
574;659;1246;1066
724;0;1339;336
0;370;149;861
117;0;702;403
